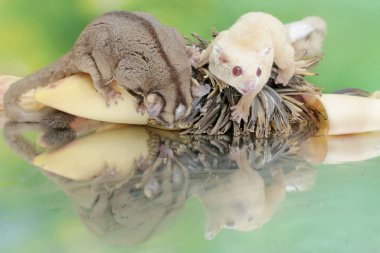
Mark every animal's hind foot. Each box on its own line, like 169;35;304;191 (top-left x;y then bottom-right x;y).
97;85;122;107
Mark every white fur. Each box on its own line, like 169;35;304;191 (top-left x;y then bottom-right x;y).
194;12;296;122
286;20;314;42
203;13;295;93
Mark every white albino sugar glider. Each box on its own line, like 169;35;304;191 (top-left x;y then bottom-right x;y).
192;12;296;123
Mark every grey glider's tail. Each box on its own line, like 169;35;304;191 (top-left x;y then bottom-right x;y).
4;52;77;122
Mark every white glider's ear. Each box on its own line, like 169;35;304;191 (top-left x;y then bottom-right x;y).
258;47;272;57
213;43;230;64
213;43;223;54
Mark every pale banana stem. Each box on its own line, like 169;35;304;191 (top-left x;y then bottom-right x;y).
319;94;380;135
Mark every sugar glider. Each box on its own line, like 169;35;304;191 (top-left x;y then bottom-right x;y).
4;11;193;125
193;12;296;123
198;146;285;240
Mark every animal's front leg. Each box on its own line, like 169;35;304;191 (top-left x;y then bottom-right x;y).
135;97;146;115
115;57;162;117
191;78;211;98
230;92;257;123
273;44;296;85
98;84;121;106
228;145;255;171
276;66;295;85
229;146;248;165
122;86;147;115
74;53;120;106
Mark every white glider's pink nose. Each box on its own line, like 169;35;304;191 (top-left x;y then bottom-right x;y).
239;80;256;95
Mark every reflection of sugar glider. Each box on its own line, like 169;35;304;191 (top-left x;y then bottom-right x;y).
193;12;296;122
286;16;327;60
198;146;286;240
5;11;193;125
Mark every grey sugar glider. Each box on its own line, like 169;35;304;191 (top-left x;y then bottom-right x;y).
4;11;194;125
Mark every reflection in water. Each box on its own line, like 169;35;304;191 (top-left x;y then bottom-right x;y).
3;120;379;245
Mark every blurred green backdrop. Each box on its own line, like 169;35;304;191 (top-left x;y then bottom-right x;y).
1;0;380;92
1;1;380;253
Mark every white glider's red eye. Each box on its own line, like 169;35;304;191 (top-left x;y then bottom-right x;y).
232;66;242;76
256;67;262;77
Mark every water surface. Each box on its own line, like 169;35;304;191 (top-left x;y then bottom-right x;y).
1;123;380;253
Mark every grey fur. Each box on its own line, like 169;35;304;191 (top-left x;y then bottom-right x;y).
4;11;193;124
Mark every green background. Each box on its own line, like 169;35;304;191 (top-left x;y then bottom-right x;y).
1;0;380;92
1;1;380;253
